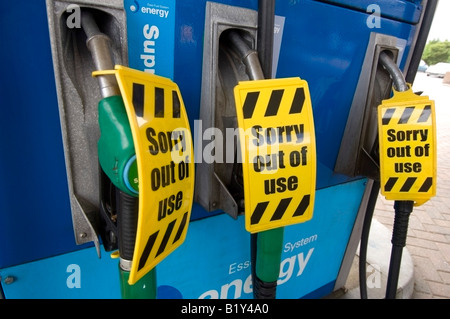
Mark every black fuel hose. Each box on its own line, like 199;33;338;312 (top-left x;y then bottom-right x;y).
359;179;380;299
257;0;275;79
359;51;414;299
224;31;264;81
379;51;408;92
385;200;414;298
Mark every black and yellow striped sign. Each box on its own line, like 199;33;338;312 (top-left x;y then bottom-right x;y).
234;78;316;233
378;87;436;206
94;66;194;284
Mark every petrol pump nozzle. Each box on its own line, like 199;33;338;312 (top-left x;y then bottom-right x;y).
80;10;156;298
80;10;135;258
225;26;283;299
378;51;415;299
80;10;137;198
357;49;436;299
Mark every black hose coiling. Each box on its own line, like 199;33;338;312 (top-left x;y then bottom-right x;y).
117;190;139;262
385;200;414;299
253;277;277;299
391;201;413;247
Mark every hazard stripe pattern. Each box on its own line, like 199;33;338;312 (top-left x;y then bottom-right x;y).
242;87;305;119
129;80;189;271
382;105;431;125
138;212;188;271
384;177;433;193
131;82;181;119
250;195;311;225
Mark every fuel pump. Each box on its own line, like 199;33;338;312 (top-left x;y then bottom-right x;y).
223;1;283;298
332;15;437;296
224;25;284;298
53;6;195;299
2;0;437;300
253;1;281;299
345;48;437;299
195;1;316;299
79;9;156;298
376;51;436;298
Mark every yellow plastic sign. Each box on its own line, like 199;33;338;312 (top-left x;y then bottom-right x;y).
94;66;194;284
378;87;436;206
234;78;316;233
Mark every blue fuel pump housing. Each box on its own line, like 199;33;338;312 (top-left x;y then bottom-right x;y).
0;0;431;299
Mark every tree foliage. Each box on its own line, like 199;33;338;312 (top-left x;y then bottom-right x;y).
422;40;450;66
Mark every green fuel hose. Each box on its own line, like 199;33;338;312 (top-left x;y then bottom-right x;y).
252;228;284;298
119;266;157;299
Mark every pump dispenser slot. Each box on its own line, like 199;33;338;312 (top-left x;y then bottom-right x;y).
47;0;128;251
334;33;404;180
195;2;258;218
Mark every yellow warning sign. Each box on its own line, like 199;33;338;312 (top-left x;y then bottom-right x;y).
234;78;316;233
378;87;436;206
94;66;194;284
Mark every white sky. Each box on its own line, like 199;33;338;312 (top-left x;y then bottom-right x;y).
427;0;450;41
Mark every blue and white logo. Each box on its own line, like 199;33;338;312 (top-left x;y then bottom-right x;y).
125;0;175;79
129;1;139;13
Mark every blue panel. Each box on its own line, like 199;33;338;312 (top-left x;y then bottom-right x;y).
122;0;419;224
0;246;120;299
125;0;177;78
173;0;258;131
171;0;418;191
155;179;367;299
274;0;417;189
1;179;366;299
316;0;422;24
0;1;81;268
0;0;421;299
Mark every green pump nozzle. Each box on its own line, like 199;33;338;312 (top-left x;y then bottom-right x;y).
80;10;155;299
81;10;138;197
